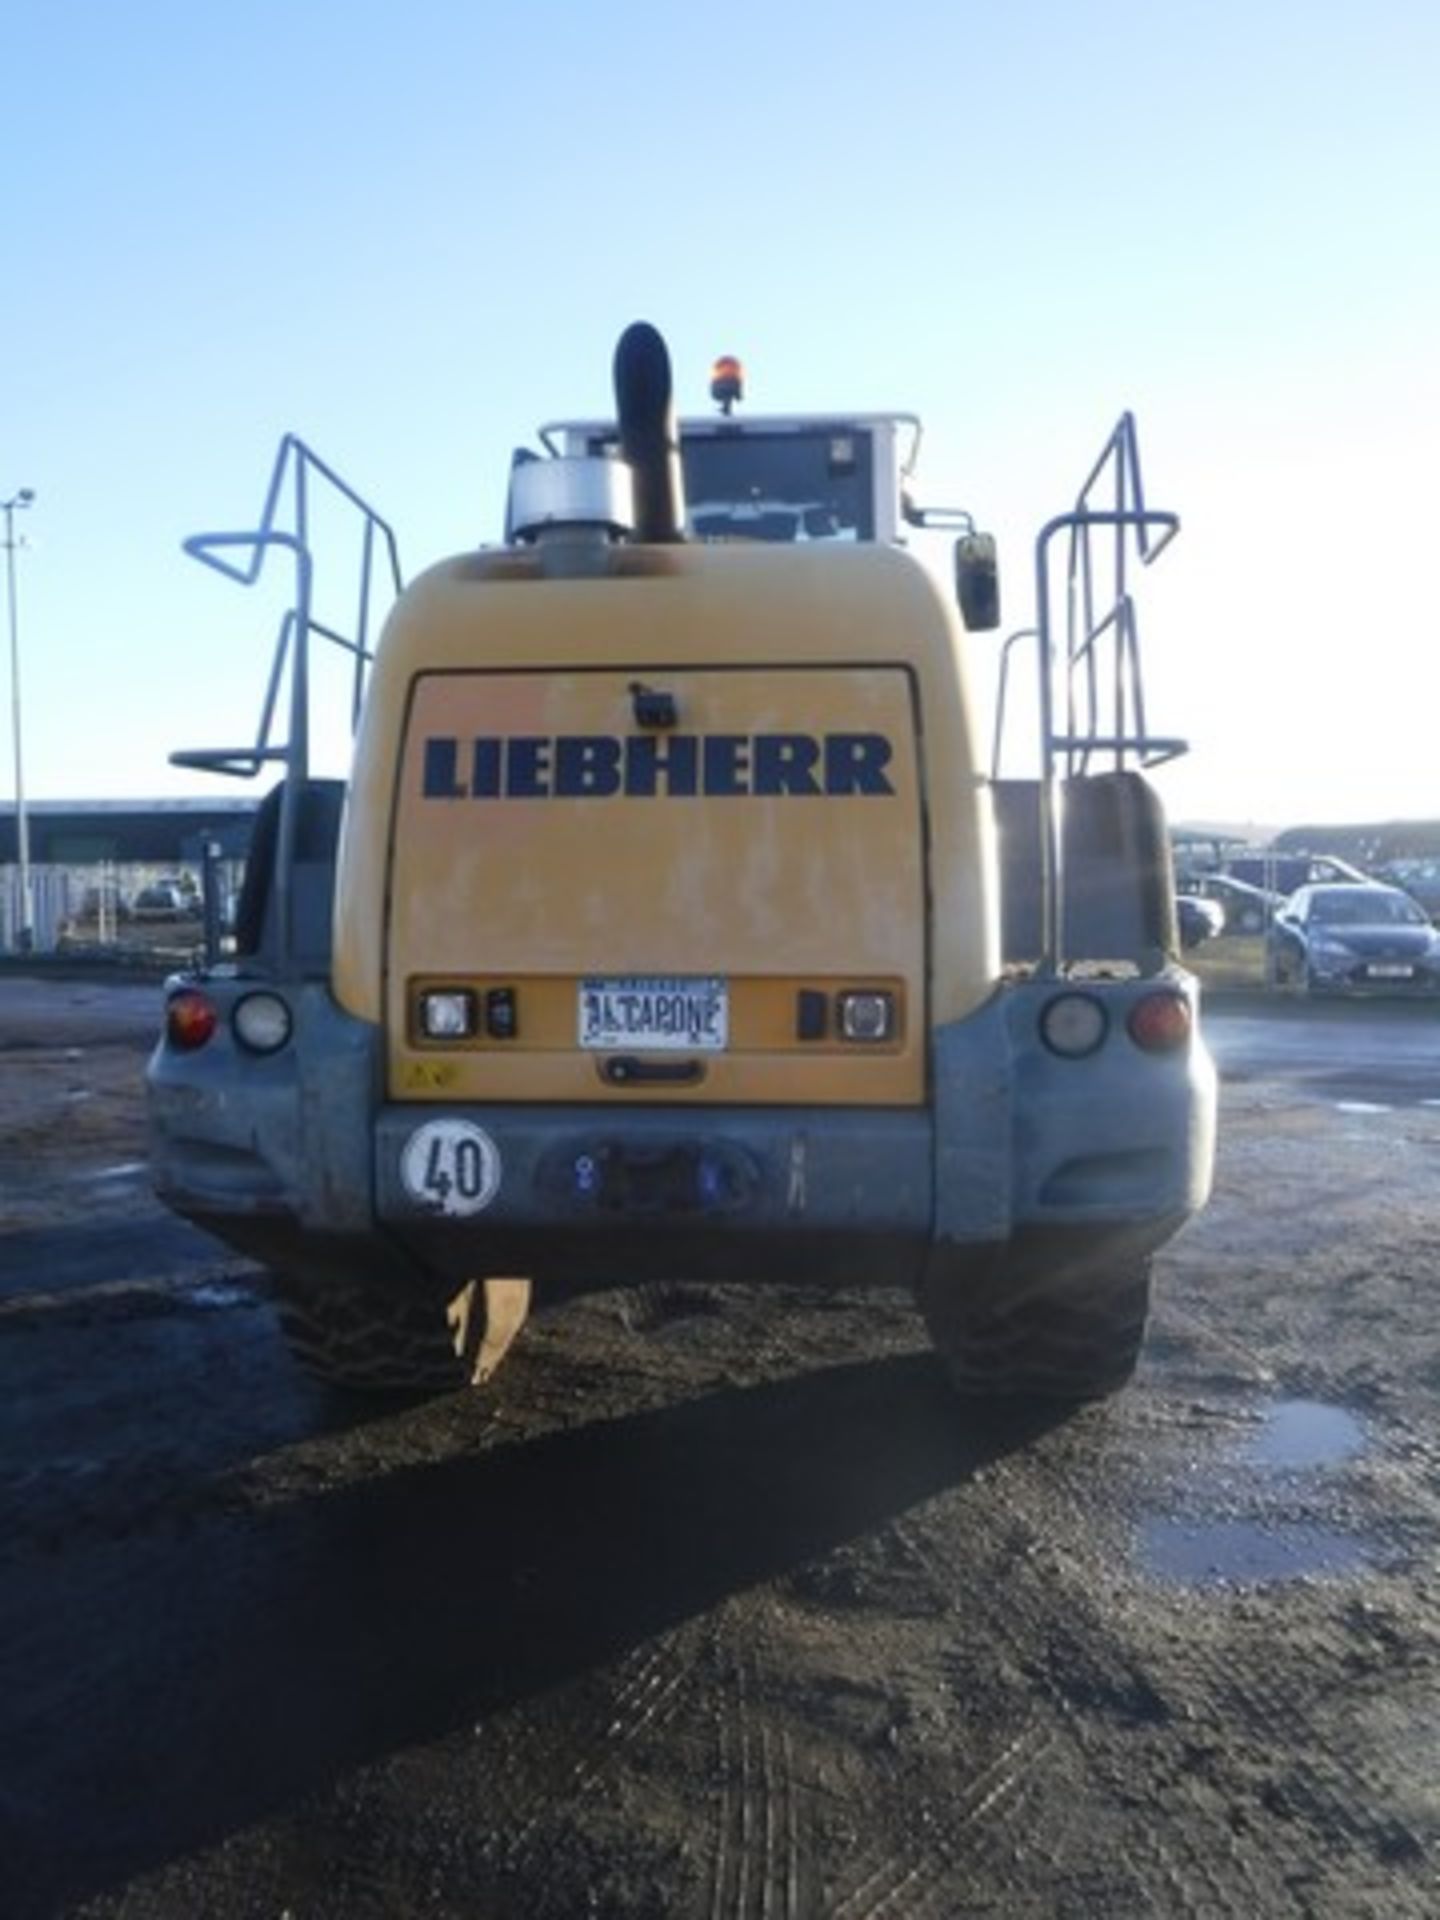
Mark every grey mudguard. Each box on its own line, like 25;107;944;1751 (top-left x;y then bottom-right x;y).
926;974;1214;1276
148;981;379;1232
1000;977;1216;1224
959;973;1212;1221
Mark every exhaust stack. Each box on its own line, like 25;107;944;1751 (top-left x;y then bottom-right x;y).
613;321;686;544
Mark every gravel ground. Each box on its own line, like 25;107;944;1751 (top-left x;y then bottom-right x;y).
0;976;1436;1918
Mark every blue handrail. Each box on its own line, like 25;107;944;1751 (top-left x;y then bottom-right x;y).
992;414;1185;973
171;436;403;964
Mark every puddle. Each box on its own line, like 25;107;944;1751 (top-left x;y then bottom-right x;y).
1140;1399;1373;1588
90;1162;147;1182
1334;1100;1391;1115
1246;1399;1366;1470
1141;1518;1370;1587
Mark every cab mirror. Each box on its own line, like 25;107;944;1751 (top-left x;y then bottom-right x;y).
955;532;1000;631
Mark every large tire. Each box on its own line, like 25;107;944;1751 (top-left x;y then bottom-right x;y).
916;1253;1152;1401
271;1270;470;1395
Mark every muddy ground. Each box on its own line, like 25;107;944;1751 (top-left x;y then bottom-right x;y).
0;976;1436;1918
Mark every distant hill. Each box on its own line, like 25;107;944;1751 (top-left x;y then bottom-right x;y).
1174;821;1281;846
1271;820;1440;862
1174;819;1440;863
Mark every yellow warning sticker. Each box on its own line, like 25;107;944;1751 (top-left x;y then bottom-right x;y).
403;1059;459;1091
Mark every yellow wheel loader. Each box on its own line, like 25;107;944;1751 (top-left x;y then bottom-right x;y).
148;323;1214;1398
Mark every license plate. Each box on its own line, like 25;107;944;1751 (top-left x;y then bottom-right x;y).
579;976;728;1051
1365;963;1413;979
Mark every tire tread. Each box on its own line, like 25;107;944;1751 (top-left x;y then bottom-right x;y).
917;1255;1151;1401
273;1272;468;1394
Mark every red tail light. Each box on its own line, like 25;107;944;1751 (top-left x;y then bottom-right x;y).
166;989;219;1051
1126;990;1192;1053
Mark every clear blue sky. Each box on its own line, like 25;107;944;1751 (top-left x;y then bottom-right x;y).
4;0;1437;829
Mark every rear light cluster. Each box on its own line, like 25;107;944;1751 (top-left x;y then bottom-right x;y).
798;988;897;1044
1040;987;1191;1059
165;989;219;1052
419;988;518;1040
415;986;898;1046
165;989;292;1055
837;991;894;1042
1125;989;1192;1053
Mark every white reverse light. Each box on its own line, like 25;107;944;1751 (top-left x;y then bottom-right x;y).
232;991;293;1054
837;990;895;1042
421;990;477;1039
1039;992;1108;1058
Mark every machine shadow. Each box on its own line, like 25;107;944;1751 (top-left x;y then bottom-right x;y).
3;1349;1064;1917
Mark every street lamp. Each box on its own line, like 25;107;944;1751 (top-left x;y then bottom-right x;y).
3;487;35;952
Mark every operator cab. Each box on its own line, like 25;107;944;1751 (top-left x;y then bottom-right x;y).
543;413;915;547
532;349;999;629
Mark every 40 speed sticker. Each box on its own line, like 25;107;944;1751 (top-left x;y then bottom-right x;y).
400;1119;502;1217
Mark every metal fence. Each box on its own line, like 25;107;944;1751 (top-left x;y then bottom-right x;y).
0;860;245;958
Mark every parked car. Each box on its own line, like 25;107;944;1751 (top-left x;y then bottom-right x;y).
1176;895;1225;949
1185;872;1282;934
1226;851;1370;893
132;883;191;922
1268;883;1440;995
1374;858;1440;922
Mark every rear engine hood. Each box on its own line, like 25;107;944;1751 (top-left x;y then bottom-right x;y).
384;665;927;1105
